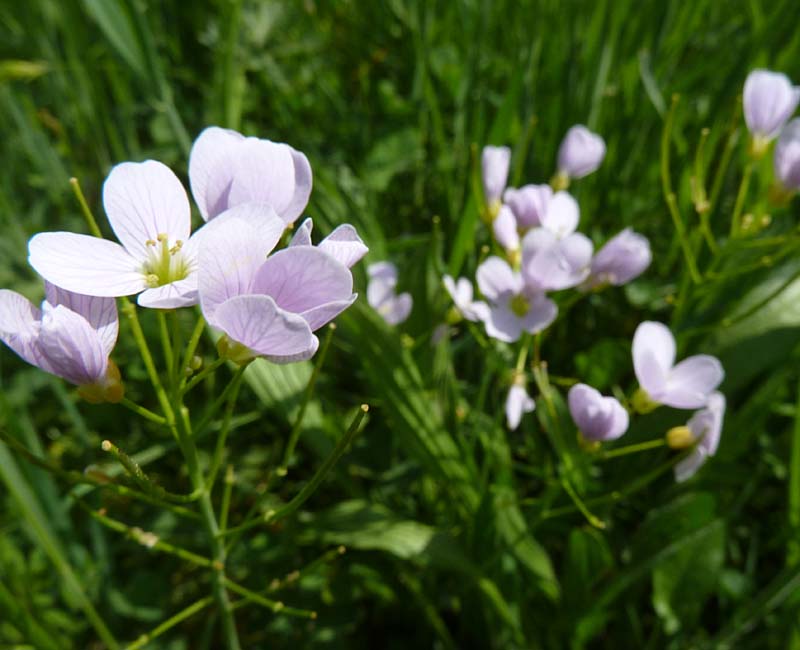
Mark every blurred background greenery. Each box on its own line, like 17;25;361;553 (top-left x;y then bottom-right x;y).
2;0;800;648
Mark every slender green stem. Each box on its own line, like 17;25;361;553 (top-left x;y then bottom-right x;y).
224;578;317;619
219;465;235;532
730;162;754;237
120;397;167;425
789;377;800;566
126;597;214;650
221;405;369;540
157;311;174;380
599;438;666;460
79;501;215;568
69;177;103;238
266;545;346;594
661;94;701;283
514;334;530;375
206;368;246;495
561;476;605;529
279;324;337;474
0;429;197;517
708;102;741;218
182;357;227;395
693;127;718;254
180;315;208;385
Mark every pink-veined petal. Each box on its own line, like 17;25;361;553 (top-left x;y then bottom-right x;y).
44;283;118;356
281;149;313;223
228;139;298;223
263;335;320;364
103;160;191;259
197;205;286;323
632;321;676;395
301;296;358;331
289;218;314;247
213;294;315;359
39;304;107;386
188;126;243;220
542;191;579;238
138;277;199;309
0;289;49;371
319;224;368;268
477;256;521;301
662;355;725;409
29;232;144;297
253;247;354;316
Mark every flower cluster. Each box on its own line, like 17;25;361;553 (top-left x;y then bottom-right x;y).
444;125;651;430
2;127;367;395
743;69;800;192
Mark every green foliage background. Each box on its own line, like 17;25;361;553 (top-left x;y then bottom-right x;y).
2;0;800;648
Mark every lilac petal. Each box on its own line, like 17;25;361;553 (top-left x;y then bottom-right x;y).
476;256;522;301
588;228;652;287
213;294;315;359
103;160;191;259
376;292;412;325
197;205;286;322
0;289;49;371
228;139;300;224
282;149;313;223
367;262;399;309
39;304;107;386
519;294;558;334
319;225;369;268
503;184;552;228
29;232;144;297
493;205;520;251
289;217;314;247
568;383;629;441
674;447;708;483
189;126;243;220
138;277;199;309
443;275;470;306
743;69;800;140
541;191;579;238
252;247;353;320
465;300;491;323
264;335;320;365
557;125;606;178
506;385;535;430
775;118;800;190
662;355;724;409
632;321;676;396
301;295;358;331
484;303;524;343
522;230;592;291
687;391;726;455
481;146;511;204
44;283;118;356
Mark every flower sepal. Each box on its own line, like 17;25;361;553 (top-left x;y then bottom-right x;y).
631;387;660;414
77;359;124;404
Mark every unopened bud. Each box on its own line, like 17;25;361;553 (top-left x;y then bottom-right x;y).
666;425;696;450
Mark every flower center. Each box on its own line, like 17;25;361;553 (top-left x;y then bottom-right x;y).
142;233;189;288
509;294;530;317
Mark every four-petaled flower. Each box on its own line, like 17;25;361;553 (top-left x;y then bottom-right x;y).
443;276;489;323
29;161;202;309
367;262;412;326
632;321;724;409
189;126;312;224
568;383;629;442
0;282;122;402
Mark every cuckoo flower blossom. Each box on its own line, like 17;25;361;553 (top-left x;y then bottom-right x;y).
503;184;553;229
774;118;800;191
189;126;312;224
568;383;629;442
476;257;557;343
481;145;511;210
674;392;726;482
743;70;800;146
29;161;201;309
506;383;536;430
633;321;724;409
367;262;412;326
557;125;606;180
198;205;359;363
0;282;122;402
443;276;489;323
585;228;652;288
521;192;594;292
